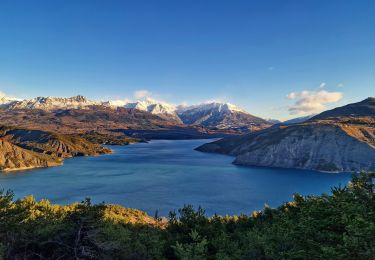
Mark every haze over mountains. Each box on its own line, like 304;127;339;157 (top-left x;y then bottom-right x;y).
197;97;375;172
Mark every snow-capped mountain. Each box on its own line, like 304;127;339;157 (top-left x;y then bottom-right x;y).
124;98;182;123
177;102;246;114
0;95;20;108
177;102;272;132
4;95;182;123
8;95;99;110
1;93;271;131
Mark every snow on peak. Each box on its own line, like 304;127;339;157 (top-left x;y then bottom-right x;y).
124;98;176;114
0;92;21;108
177;101;247;114
0;92;255;125
122;98;181;122
8;95;99;110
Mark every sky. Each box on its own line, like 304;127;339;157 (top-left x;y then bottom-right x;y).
0;0;374;120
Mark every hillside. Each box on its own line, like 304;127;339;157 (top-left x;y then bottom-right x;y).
0;140;62;171
311;97;375;121
0;106;243;139
0;106;177;134
0;126;111;158
0;172;373;259
197;98;375;172
0;126;111;171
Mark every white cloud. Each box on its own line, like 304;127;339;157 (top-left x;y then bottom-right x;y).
0;91;6;98
337;83;344;87
287;90;343;115
319;82;326;88
133;90;152;99
108;99;130;107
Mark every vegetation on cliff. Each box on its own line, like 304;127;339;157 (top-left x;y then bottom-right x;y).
0;172;374;259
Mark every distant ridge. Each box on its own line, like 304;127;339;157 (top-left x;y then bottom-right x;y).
177;102;272;132
310;97;375;121
7;95;98;110
281;114;315;125
2;94;272;133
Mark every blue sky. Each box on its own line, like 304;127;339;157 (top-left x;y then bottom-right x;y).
0;0;374;120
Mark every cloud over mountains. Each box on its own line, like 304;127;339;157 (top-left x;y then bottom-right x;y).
287;90;343;115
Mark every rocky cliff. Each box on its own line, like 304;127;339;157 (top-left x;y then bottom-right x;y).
197;98;375;172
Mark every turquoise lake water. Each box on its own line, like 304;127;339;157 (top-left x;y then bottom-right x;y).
0;139;351;216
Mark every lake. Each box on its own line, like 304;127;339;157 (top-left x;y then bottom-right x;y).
0;139;351;216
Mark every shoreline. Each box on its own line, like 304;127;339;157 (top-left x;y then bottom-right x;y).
1;162;63;173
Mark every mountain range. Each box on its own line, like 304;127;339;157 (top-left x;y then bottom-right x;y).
0;94;272;133
0;94;272;171
197;98;375;172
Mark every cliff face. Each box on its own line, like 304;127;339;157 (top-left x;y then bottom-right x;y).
0;140;62;171
235;124;374;171
197;98;375;172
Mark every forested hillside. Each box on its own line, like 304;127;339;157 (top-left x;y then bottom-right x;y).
0;172;374;259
